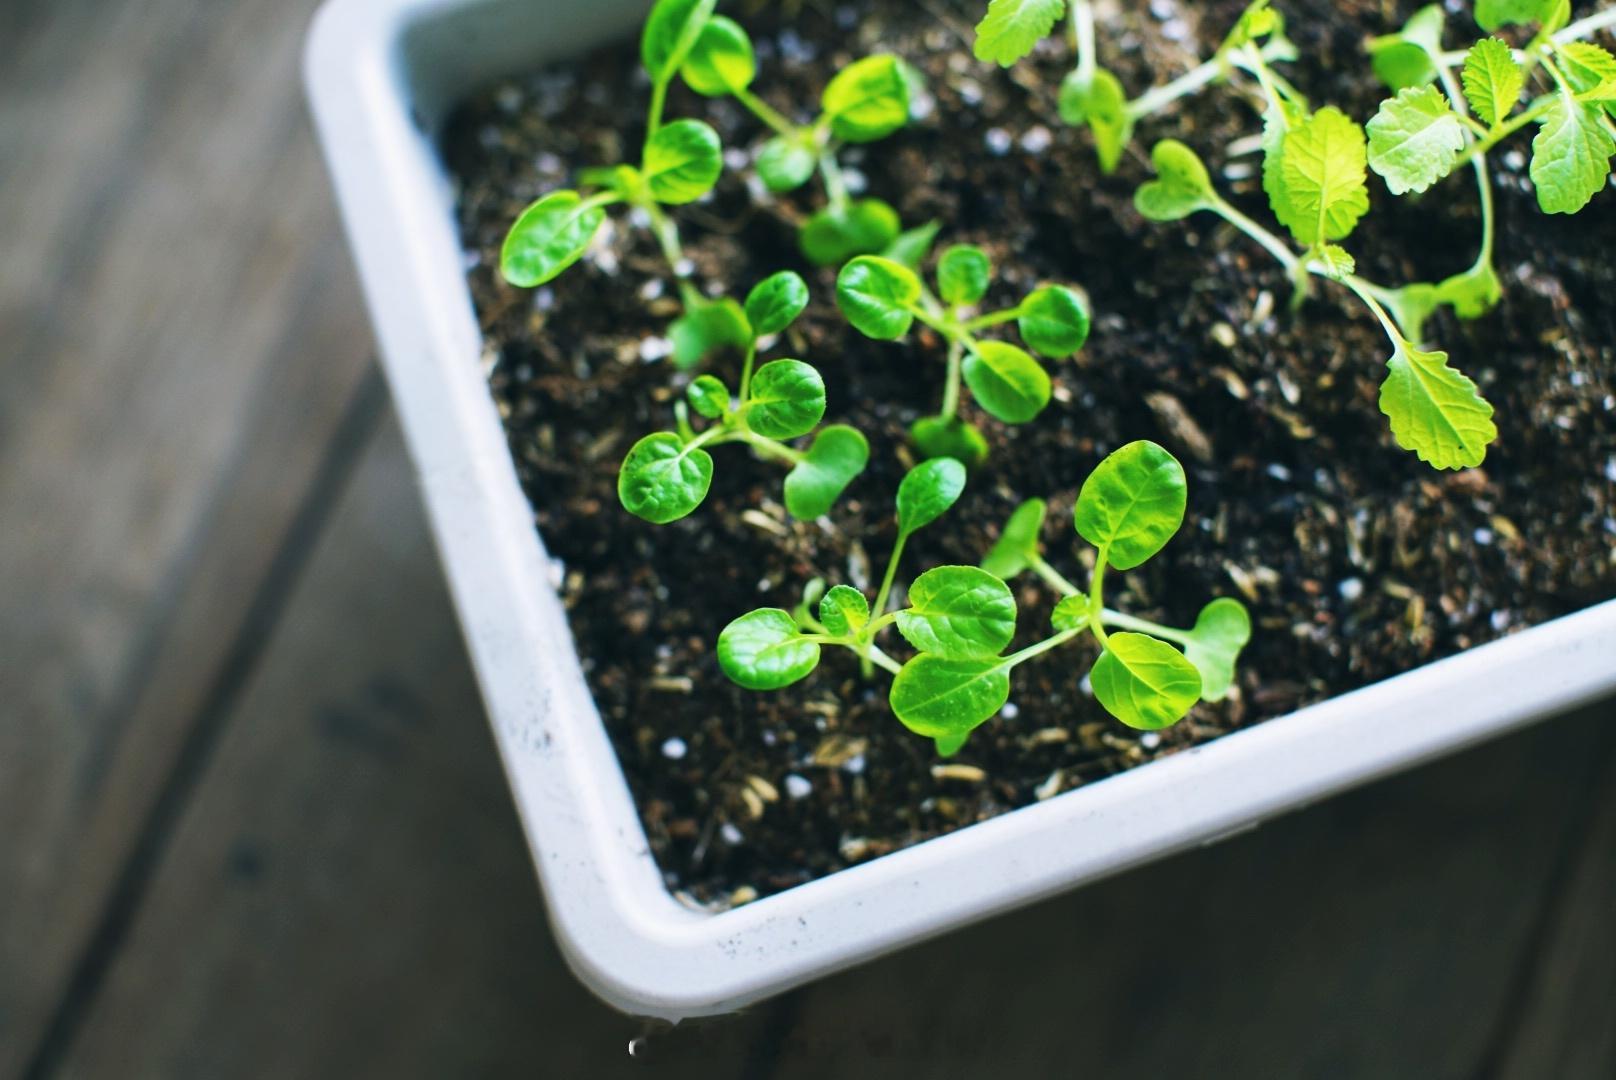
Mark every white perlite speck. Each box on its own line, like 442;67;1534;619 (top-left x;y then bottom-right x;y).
661;737;687;760
784;774;812;800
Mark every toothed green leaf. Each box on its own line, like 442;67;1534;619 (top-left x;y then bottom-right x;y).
1379;338;1497;470
1368;85;1465;195
1280;106;1371;246
891;655;1011;743
974;0;1066;67
1530;92;1615;214
1462;38;1526;129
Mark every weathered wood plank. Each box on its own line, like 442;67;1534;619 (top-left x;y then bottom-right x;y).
764;701;1616;1080
47;419;770;1079
0;0;375;1071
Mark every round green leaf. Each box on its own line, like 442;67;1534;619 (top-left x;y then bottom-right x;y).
1183;598;1252;702
911;416;989;469
1051;594;1092;632
1135;139;1217;222
896;566;1017;659
744;360;826;440
500;190;607;288
1075;441;1187;571
680;15;754;96
687;375;730;419
1090;632;1202;731
744;271;809;338
980;498;1046;580
756;134;817;193
670;297;752;370
937;245;992;306
801;199;901;267
835;255;921;340
890;655;1011;743
1059;67;1133;173
784;424;869;520
643;119;723;205
1018;285;1091;359
717;609;820;690
897;457;967;536
963;341;1051;424
822;55;911;143
819;585;870;637
642;0;718;84
618;432;714;524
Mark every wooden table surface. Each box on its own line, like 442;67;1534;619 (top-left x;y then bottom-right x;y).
4;1;1613;1076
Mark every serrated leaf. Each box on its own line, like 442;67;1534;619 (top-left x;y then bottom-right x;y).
687;375;729;419
1262;96;1309;236
1280;106;1371;245
1018;285;1091;358
756;134;817;193
963;341;1051;424
744;271;809;338
1367;4;1444;91
1463;38;1525;129
680;15;755;96
822;55;911;143
1090;632;1202;731
897;566;1018;659
744;360;826;440
1183;598;1252;701
981;499;1047;579
500;190;607;288
1368;85;1465;195
1059;67;1133;173
1075;441;1187;571
1134;139;1218;222
911;416;990;469
1530;92;1615;214
1221;0;1280;53
897;457;967;536
642;0;718;85
819;586;870;637
938;245;993;306
784;425;869;520
642;119;724;204
835;255;922;340
1314;244;1357;281
1379;338;1497;470
669;298;751;370
800;199;901;266
1558;42;1616;120
717;609;820;690
890;655;1011;744
618;432;714;524
973;0;1066;67
1051;594;1093;632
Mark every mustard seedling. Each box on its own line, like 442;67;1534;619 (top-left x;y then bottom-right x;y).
833;248;1090;466
679;14;919;265
718;443;1250;756
618;271;869;523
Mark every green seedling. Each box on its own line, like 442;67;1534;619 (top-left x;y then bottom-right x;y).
679;15;920;264
834;247;1090;466
718;443;1250;756
618;271;869;523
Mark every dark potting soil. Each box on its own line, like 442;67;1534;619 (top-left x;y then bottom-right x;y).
444;0;1616;907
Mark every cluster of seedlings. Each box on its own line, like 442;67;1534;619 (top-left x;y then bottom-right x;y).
497;0;1615;756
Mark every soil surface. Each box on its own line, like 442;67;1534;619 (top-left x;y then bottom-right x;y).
444;0;1616;907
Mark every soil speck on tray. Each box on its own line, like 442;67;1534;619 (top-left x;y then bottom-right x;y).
444;0;1616;906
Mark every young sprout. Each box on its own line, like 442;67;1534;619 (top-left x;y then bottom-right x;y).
679;15;920;264
717;444;1250;757
834;247;1090;466
618;271;869;523
499;0;733;367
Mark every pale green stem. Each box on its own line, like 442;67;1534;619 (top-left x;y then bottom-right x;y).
939;339;964;420
962;306;1025;333
872;534;908;622
643;201;699;308
1088;549;1110;649
738;342;758;402
1434;61;1498;271
864;645;903;677
729;427;805;466
1003;627;1085;669
1070;0;1097;84
1210;196;1302;273
733;88;798;139
646;77;671;146
1556;5;1616;43
818;150;850;210
1100;609;1193;646
1449;95;1561;173
1029;555;1082;597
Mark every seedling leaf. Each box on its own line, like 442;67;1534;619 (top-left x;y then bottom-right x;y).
822;56;912;143
1314;244;1357;281
670;298;751;370
745;359;827;440
680;15;756;96
882;220;944;271
1018;285;1091;358
1558;43;1616;120
897;566;1018;659
911;417;990;469
1280;106;1371;246
745;271;810;338
784;425;870;519
1221;0;1280;53
1135;139;1218;221
890;655;1011;744
1090;632;1202;730
1367;85;1465;195
642;119;724;204
1462;38;1525;129
756;135;817;193
974;0;1066;67
643;0;719;85
687;375;730;419
1530;93;1615;215
801;199;902;266
619;432;715;524
718;609;820;690
1436;261;1503;319
897;457;968;535
836;255;922;340
981;498;1047;579
1475;0;1563;31
1367;4;1444;91
501;191;607;288
938;245;993;306
963;341;1052;424
1051;594;1093;632
819;586;870;637
1183;598;1252;701
1379;338;1497;469
1059;67;1133;173
1074;440;1187;571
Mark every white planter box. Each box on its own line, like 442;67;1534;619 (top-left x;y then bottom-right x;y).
304;0;1616;1020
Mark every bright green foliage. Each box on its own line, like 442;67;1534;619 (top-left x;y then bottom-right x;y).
756;135;817;192
1558;42;1616;119
1018;286;1091;359
882;221;945;271
938;245;993;306
687;375;729;419
911;417;990;470
642;0;718;84
1314;245;1357;281
1462;38;1525;129
981;499;1047;579
745;271;810;338
1367;86;1465;195
801;200;903;267
897;458;968;535
680;16;756;96
1436;261;1504;320
963;342;1051;423
1222;0;1280;53
974;0;1067;67
1530;93;1616;215
820;586;870;636
1051;594;1093;632
1277;106;1371;246
1368;5;1444;91
744;360;826;440
670;298;751;370
1074;440;1187;571
618;433;715;524
1059;68;1133;173
501;192;608;287
1134;140;1219;221
642;119;724;203
1379;337;1497;470
718;609;821;690
836;256;922;340
1475;0;1565;32
785;425;870;520
1090;633;1204;731
891;657;1013;739
822;56;912;142
1183;598;1252;700
896;566;1018;659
